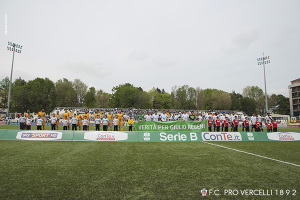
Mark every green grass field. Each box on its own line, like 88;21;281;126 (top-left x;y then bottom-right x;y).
0;140;299;199
1;125;299;199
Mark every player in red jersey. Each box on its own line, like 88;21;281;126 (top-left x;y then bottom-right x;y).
266;120;272;132
255;119;261;132
224;117;229;132
244;117;250;132
233;116;239;132
215;116;221;132
208;117;213;132
272;120;278;132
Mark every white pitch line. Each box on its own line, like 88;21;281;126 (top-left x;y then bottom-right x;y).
201;141;300;168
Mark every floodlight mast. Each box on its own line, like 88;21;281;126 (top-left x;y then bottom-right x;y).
257;53;270;114
6;42;22;120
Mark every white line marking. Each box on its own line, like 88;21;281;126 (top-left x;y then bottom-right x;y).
201;141;300;167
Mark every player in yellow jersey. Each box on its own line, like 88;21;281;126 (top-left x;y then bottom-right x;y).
106;110;113;131
62;109;70;130
117;110;123;131
82;110;89;130
76;111;82;130
55;111;60;130
38;108;46;130
128;115;134;131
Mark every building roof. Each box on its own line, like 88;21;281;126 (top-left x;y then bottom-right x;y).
291;78;300;84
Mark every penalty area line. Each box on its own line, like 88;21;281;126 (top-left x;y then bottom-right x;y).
201;141;300;168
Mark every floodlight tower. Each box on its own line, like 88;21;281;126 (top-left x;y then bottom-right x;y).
257;53;270;114
6;41;22;119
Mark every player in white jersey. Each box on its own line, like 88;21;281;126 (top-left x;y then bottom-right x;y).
113;116;119;131
82;116;89;131
144;112;152;121
50;113;57;130
19;113;26;130
102;115;109;131
71;114;78;131
160;111;168;122
205;112;212;120
182;111;189;121
95;115;101;131
62;118;68;130
36;115;43;130
152;111;159;121
265;113;272;124
250;114;256;132
198;114;203;121
171;113;178;121
26;116;32;130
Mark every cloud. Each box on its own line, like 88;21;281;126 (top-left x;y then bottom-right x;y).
129;51;149;61
233;27;259;49
152;57;177;68
65;61;110;79
221;27;259;54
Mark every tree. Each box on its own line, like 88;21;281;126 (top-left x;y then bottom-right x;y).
269;94;278;109
149;88;172;109
186;87;196;109
161;92;172;109
149;88;163;109
11;78;27;112
275;95;290;115
211;91;232;110
73;79;88;106
25;78;56;112
171;85;196;109
55;78;77;107
84;87;96;107
256;96;266;115
0;77;10;108
111;83;151;108
242;86;264;101
230;91;243;110
202;89;215;110
96;89;111;108
241;97;257;115
196;87;205;110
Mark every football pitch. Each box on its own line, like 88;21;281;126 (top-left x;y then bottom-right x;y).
0;140;299;199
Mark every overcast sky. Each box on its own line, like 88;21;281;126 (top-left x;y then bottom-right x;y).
1;0;299;97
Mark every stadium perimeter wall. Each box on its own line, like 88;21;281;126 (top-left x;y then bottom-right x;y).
0;130;299;142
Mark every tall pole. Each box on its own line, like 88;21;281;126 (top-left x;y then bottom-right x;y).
7;44;15;119
257;53;270;114
262;53;268;114
6;42;22;120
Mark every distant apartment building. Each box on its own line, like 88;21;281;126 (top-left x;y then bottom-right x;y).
288;78;300;117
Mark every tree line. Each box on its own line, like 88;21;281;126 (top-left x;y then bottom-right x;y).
0;77;289;115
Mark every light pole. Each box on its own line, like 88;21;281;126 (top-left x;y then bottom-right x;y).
6;41;22;120
257;53;270;114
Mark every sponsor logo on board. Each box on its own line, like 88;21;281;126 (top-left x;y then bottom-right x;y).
267;132;300;141
144;132;150;141
84;131;128;141
202;132;242;141
16;131;62;140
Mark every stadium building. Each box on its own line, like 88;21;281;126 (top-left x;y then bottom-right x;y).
288;78;300;117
